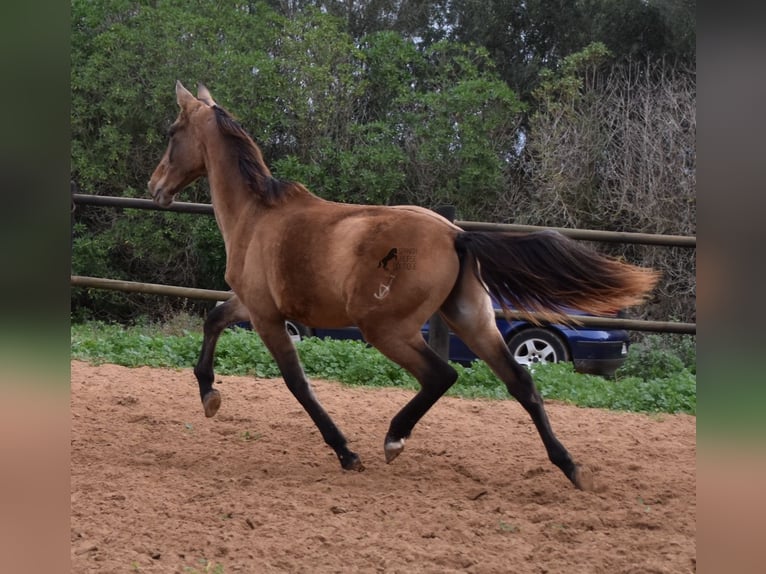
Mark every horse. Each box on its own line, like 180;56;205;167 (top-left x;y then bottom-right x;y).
148;81;659;490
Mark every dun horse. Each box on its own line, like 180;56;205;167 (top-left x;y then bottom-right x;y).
148;82;658;490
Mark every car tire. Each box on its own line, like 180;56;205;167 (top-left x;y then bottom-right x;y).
506;328;570;369
285;319;313;343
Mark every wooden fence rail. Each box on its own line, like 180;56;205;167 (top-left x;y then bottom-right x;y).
71;194;696;248
71;194;696;336
70;276;694;334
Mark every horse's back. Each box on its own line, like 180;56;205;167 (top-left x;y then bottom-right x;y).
249;199;462;329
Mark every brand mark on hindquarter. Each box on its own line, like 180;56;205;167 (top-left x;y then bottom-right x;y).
374;274;396;300
378;248;398;270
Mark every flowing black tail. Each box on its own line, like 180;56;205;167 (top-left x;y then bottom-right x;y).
455;230;659;323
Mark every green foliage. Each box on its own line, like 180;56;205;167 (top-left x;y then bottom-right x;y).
71;0;284;320
71;1;528;320
183;558;225;574
212;329;282;377
73;0;259;194
445;361;510;400
298;337;419;389
71;321;202;368
71;207;227;321
533;362;696;415
71;1;695;326
71;321;695;415
618;334;696;377
382;40;524;215
397;0;695;100
533;42;612;108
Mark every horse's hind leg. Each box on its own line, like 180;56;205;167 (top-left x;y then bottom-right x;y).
487;343;592;490
256;321;363;472
193;296;250;417
362;329;458;463
440;283;593;490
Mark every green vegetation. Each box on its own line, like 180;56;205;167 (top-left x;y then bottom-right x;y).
71;321;695;415
183;559;225;574
71;1;696;325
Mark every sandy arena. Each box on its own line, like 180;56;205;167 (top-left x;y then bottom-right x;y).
71;361;695;573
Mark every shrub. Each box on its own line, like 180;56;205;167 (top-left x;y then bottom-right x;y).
618;334;695;379
71;319;695;415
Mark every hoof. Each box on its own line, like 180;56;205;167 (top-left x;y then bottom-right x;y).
202;389;221;418
384;438;405;464
340;452;365;472
571;464;595;491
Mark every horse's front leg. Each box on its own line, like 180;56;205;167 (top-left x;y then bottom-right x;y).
257;322;364;472
193;295;250;417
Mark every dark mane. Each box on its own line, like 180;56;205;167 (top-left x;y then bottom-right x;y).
212;105;288;205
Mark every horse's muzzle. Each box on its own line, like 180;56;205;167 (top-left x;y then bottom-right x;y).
147;181;174;208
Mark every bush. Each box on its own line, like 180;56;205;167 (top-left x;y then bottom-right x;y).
71;320;695;415
618;334;696;378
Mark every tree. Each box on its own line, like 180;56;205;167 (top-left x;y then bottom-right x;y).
517;44;695;322
71;0;526;319
71;1;694;323
436;0;695;99
71;0;284;319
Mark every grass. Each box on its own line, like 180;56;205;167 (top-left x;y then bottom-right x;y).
183;560;225;574
71;320;695;415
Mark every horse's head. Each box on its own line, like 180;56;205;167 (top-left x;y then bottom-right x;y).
148;81;217;207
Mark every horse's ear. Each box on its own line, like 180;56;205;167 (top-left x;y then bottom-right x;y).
175;80;197;110
197;83;217;107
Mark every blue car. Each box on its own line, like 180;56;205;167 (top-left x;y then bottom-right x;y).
275;305;630;378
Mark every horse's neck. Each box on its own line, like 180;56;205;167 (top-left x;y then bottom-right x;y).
206;169;258;247
206;166;318;252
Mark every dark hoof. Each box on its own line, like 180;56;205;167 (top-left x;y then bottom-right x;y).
340;452;364;472
571;464;595;491
202;389;221;418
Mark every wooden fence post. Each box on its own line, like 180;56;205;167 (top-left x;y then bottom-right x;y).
428;205;456;361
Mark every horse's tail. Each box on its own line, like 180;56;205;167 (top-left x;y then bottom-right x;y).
454;230;659;323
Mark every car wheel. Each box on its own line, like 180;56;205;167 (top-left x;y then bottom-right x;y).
285;320;313;343
506;328;570;369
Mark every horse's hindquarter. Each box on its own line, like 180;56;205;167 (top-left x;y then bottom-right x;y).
244;201;461;330
325;205;461;329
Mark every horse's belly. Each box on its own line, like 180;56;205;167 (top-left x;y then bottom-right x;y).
278;289;353;328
